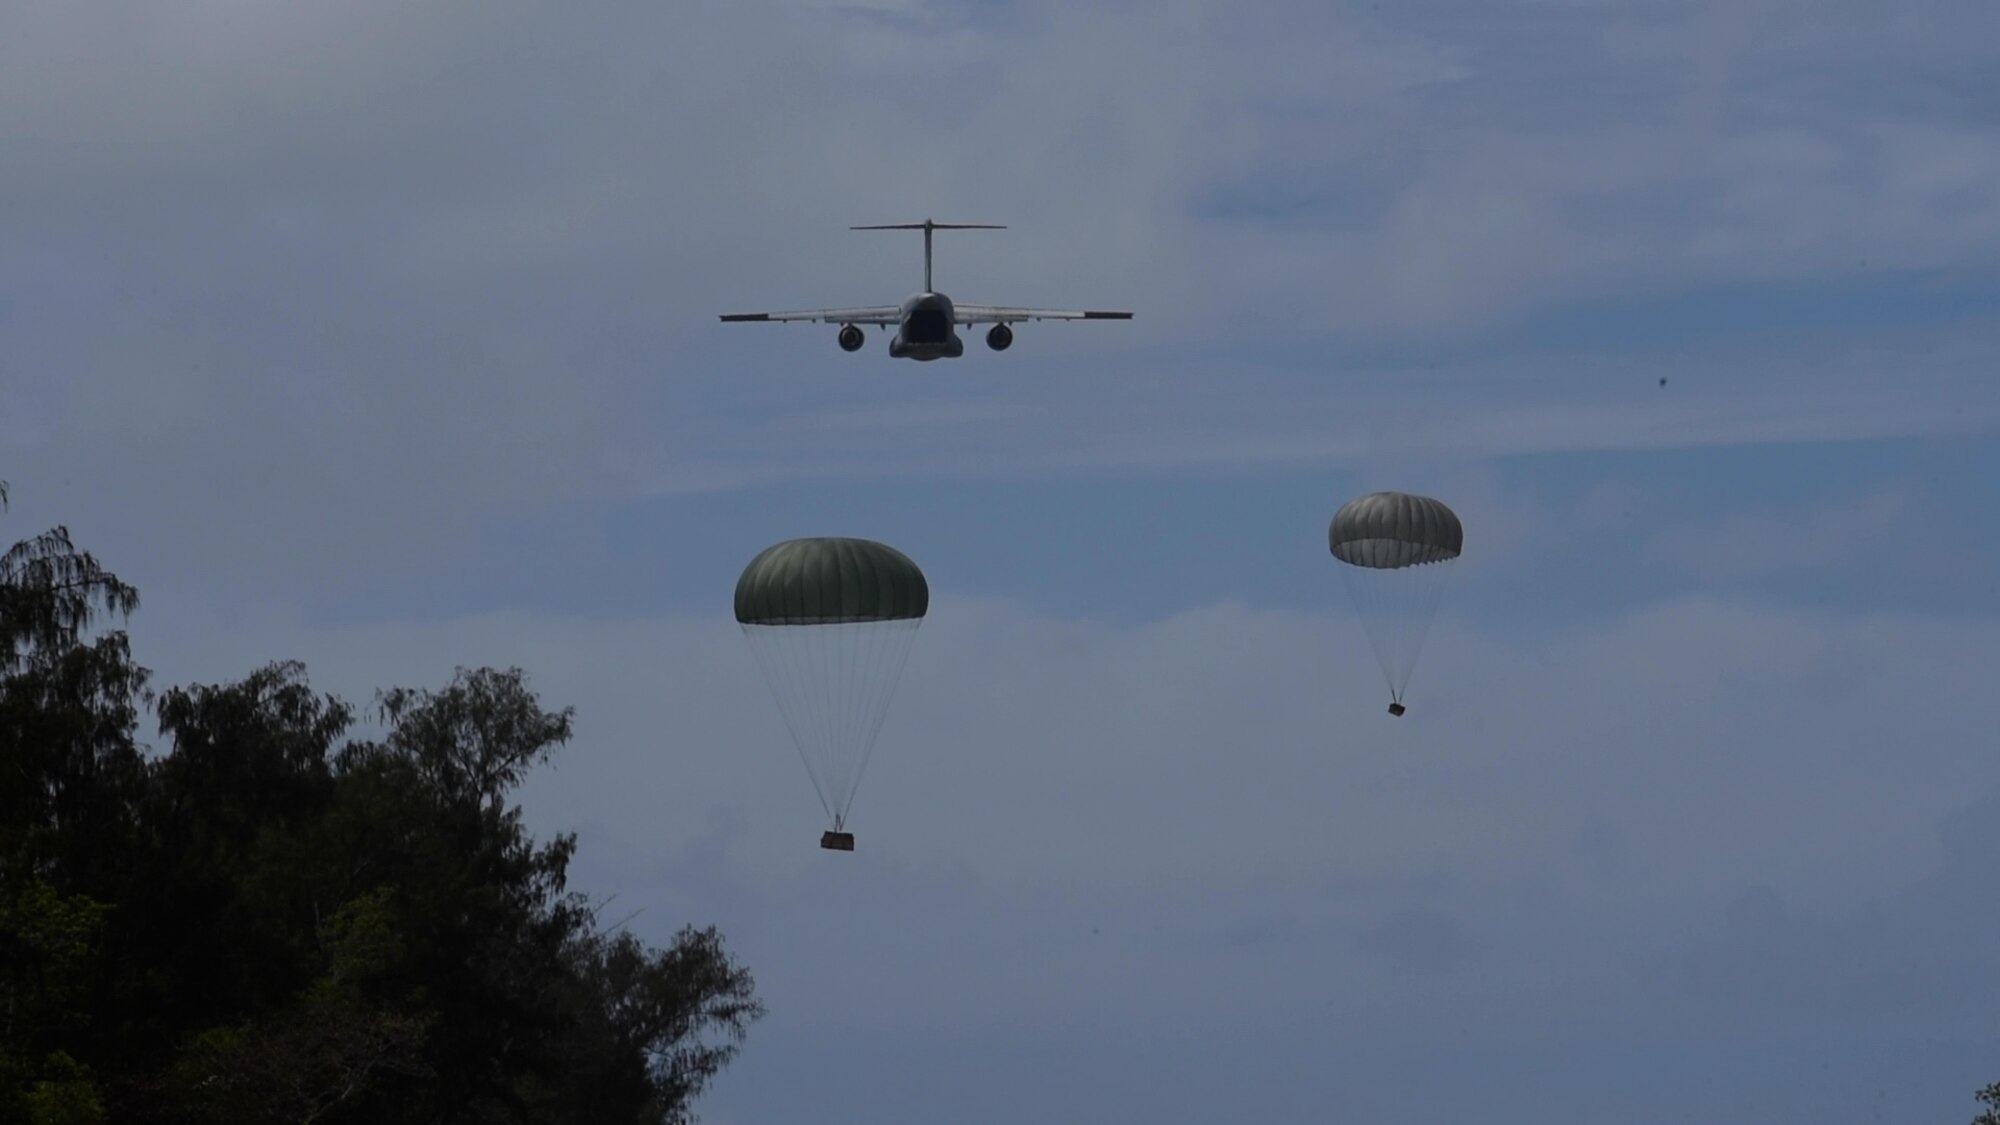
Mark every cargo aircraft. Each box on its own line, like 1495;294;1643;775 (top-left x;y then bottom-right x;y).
720;220;1133;360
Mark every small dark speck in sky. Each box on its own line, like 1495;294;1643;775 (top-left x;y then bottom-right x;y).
1659;377;1668;387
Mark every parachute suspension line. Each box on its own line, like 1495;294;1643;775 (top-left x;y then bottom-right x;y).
1392;558;1452;701
813;621;860;827
746;625;820;817
1342;566;1397;700
825;618;902;830
742;619;922;832
835;616;871;826
829;619;859;828
791;623;843;820
819;622;850;829
840;618;921;827
1337;556;1456;705
801;621;843;822
761;620;846;828
735;537;928;842
742;624;834;823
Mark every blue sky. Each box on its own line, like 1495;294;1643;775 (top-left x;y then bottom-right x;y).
5;0;2000;1121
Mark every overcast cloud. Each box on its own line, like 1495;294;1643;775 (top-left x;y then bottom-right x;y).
6;0;2000;1121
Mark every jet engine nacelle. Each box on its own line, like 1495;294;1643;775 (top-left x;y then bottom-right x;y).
837;324;865;352
986;323;1014;352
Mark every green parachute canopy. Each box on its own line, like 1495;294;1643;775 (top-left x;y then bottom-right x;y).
1328;492;1464;713
735;538;929;844
734;536;930;625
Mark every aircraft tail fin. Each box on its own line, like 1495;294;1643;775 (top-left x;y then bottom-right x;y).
851;219;1005;290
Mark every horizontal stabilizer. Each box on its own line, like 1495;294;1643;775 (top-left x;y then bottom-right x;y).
852;220;1005;231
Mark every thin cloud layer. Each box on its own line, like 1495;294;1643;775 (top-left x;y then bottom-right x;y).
125;584;2000;1122
7;1;2000;1120
134;586;1999;906
6;0;1999;593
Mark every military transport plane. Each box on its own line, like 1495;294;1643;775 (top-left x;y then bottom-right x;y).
719;220;1133;361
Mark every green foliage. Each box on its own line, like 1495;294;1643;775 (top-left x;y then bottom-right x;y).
0;879;111;1124
0;879;111;1036
1974;1081;2000;1125
0;502;762;1123
20;1051;105;1125
0;523;141;674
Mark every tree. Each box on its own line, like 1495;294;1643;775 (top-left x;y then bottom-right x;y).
1974;1081;2000;1125
0;483;141;1123
0;493;762;1122
0;880;111;1125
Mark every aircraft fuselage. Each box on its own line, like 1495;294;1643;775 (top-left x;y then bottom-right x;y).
888;292;963;361
719;220;1132;357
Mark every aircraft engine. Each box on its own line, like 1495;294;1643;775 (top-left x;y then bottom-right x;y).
986;324;1014;351
837;324;864;352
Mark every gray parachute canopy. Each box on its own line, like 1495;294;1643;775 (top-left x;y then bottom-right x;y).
735;537;930;626
1328;492;1464;570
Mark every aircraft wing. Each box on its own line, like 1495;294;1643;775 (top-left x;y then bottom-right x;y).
952;305;1134;325
719;306;902;326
